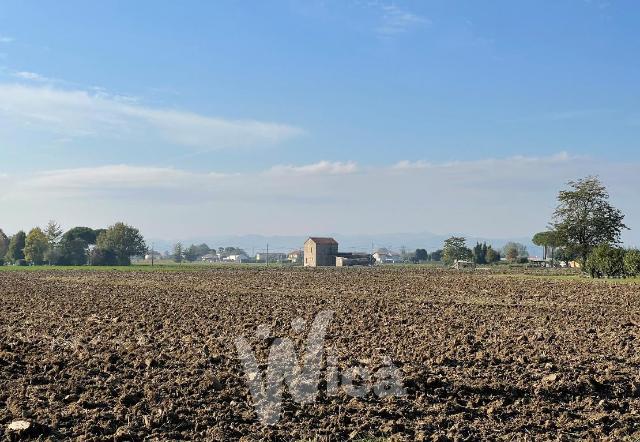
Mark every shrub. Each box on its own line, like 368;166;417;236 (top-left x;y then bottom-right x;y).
625;249;640;277
585;245;626;278
16;259;28;267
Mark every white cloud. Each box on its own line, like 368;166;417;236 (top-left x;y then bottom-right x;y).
1;153;638;245
266;161;358;176
0;83;303;150
376;5;430;35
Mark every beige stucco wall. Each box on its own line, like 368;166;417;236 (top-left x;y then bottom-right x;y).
304;240;338;267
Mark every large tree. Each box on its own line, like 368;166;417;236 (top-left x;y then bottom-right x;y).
24;228;49;265
532;230;562;264
414;248;429;262
485;246;501;264
5;231;26;263
63;226;99;245
96;222;146;265
183;244;199;262
44;221;64;264
552;176;628;264
44;220;63;245
442;237;472;265
0;228;9;262
473;242;488;264
502;242;528;262
173;243;184;263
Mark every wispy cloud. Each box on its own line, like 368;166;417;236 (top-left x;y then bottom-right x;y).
24;165;212;191
392;152;576;171
0;83;303;150
266;161;358;176
376;4;430;35
546;109;614;121
12;71;53;82
0;36;13;43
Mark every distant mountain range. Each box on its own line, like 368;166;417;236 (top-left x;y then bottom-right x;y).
149;232;542;257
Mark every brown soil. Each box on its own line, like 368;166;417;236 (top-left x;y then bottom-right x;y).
1;268;640;441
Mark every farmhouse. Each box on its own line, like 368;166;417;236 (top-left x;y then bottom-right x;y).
304;237;339;267
304;237;372;267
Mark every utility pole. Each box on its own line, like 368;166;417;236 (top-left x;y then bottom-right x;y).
151;242;154;267
266;243;269;267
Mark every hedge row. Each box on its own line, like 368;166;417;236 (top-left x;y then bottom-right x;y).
586;245;640;278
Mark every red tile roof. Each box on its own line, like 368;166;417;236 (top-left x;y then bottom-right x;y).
307;237;338;245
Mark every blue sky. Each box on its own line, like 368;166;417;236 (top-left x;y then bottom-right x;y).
1;0;639;244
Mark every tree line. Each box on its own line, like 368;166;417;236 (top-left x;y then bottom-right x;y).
0;222;146;266
409;240;527;265
170;243;247;263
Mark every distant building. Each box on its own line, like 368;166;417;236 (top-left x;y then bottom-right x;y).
453;260;476;270
288;250;304;264
201;253;219;263
256;252;287;262
336;254;372;267
373;249;402;264
224;254;249;263
304;237;339;267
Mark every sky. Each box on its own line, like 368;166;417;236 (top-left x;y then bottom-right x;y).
0;0;639;245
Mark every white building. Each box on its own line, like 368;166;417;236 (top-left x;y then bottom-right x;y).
255;252;287;262
224;254;249;263
372;249;402;264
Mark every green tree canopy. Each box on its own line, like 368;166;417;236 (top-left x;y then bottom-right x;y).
624;249;640;277
0;228;9;261
24;228;49;265
552;176;628;264
585;244;626;279
532;230;561;248
485;246;501;264
192;243;211;257
442;237;472;265
414;248;429;262
63;226;99;245
473;242;488;264
95;222;146;265
183;244;199;262
44;220;63;245
5;231;26;263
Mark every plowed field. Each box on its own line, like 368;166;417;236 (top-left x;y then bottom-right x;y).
1;268;640;441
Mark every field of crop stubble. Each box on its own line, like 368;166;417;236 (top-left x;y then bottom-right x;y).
1;267;640;441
